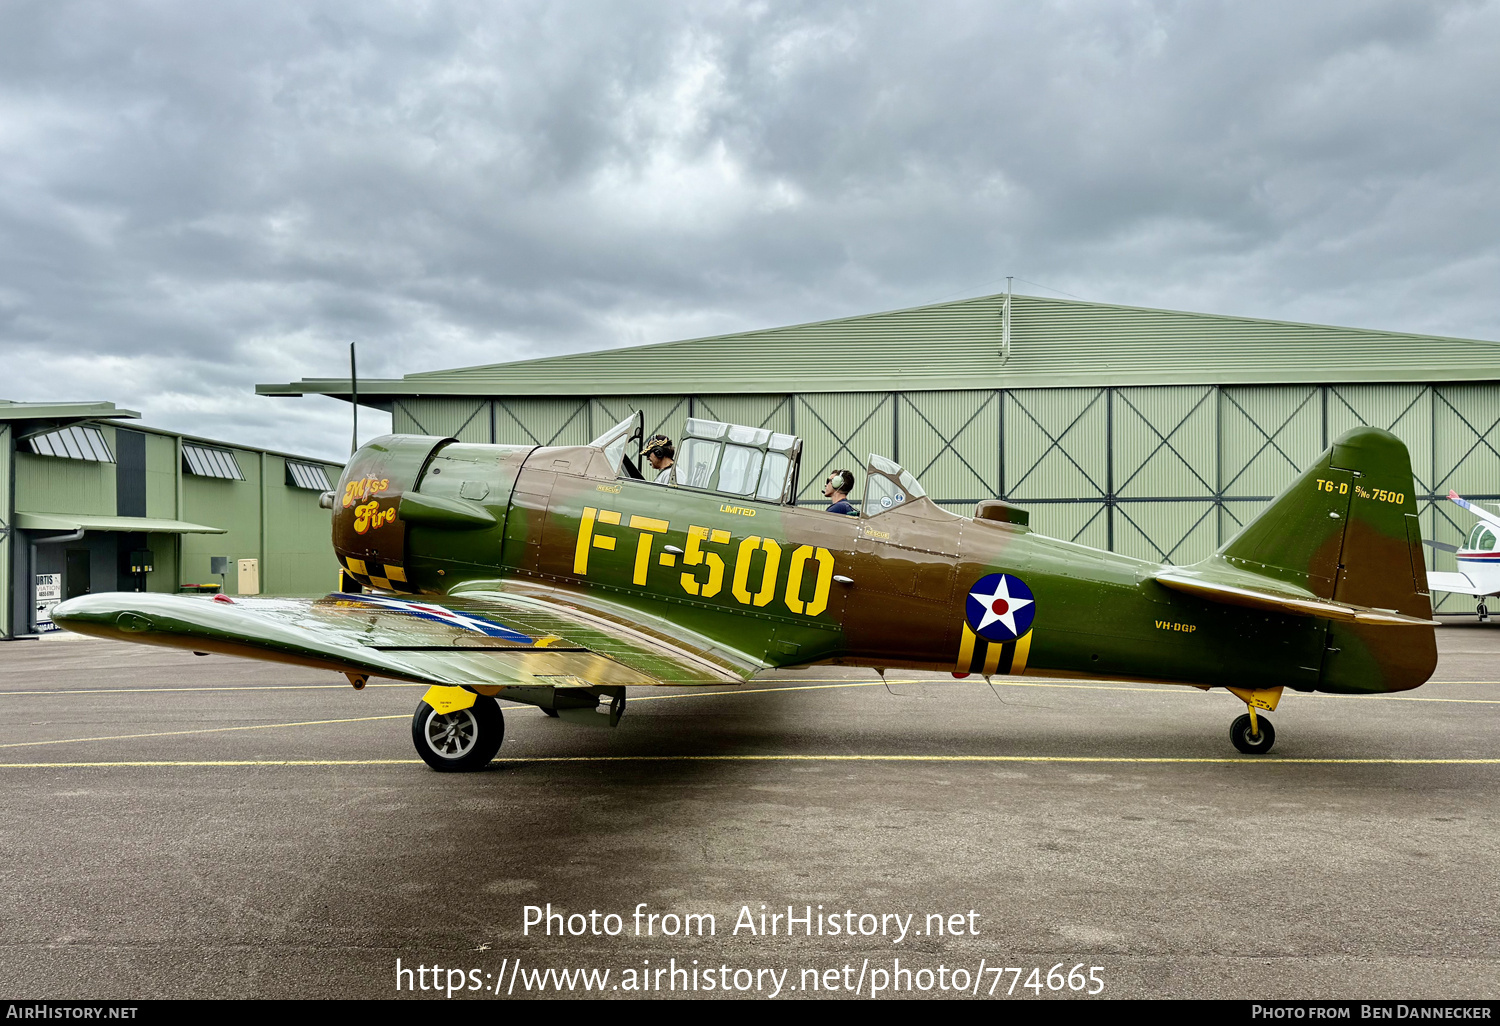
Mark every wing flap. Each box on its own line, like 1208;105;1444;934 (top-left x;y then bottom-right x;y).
444;580;758;685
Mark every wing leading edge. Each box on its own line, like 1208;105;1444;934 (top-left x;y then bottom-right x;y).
50;586;750;692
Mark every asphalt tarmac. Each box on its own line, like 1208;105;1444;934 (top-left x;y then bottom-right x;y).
2;617;1499;1001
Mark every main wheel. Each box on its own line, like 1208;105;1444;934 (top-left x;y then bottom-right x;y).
1229;713;1275;755
412;696;504;772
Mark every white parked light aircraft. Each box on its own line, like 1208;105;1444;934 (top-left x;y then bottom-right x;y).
1428;490;1500;621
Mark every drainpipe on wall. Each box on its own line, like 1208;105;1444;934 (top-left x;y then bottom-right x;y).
259;450;268;595
174;435;184;593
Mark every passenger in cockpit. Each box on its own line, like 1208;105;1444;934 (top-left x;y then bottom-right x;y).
824;469;857;515
641;435;678;485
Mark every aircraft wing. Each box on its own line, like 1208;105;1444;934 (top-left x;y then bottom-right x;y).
1154;564;1438;627
1427;570;1490;596
1450;490;1500;532
50;585;752;692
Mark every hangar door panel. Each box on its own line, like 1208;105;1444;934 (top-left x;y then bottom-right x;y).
899;390;999;513
393;399;490;442
794;393;895;508
694;395;793;435
1003;388;1107;503
1113;501;1218;566
495;398;591;447
1112;386;1215;501
1219;386;1322;501
590;397;688;450
1433;385;1500;613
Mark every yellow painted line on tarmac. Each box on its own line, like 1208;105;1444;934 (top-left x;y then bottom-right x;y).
3;754;1500;769
639;678;1500;705
1357;694;1500;705
0;714;408;750
0;683;424;697
631;680;899;701
0;759;424;768
4;677;1498;716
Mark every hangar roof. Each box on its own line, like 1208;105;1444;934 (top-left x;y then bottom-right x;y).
0;400;141;422
256;293;1500;400
15;513;226;534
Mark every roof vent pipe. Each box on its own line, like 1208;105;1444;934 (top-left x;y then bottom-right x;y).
1000;276;1013;364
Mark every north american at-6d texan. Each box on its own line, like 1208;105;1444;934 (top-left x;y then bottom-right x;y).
53;414;1438;768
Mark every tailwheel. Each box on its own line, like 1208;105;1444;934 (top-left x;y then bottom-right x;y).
412;695;504;772
1229;712;1276;755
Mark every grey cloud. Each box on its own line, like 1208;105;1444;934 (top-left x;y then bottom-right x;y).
2;1;1498;460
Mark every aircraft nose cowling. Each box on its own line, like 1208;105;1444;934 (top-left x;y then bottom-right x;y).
333;435;530;594
333;434;453;593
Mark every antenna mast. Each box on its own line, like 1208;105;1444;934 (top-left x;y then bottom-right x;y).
350;342;359;456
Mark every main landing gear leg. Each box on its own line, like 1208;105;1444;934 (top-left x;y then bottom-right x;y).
1478;602;1490;623
1226;686;1283;755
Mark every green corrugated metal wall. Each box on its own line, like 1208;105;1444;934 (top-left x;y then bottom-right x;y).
144;431;177;519
262;454;346;596
179;452;262;593
14;434;119;515
398;383;1500;612
0;422;11;637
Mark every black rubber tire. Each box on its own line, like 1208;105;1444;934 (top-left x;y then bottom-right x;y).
1229;713;1275;755
542;708;560;718
411;696;504;772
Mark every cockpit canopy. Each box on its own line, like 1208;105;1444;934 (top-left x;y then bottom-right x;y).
589;412;947;518
677;418;801;504
862;453;927;516
589;412;803;505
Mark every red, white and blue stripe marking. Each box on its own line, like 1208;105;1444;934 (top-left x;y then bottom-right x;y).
334;593;533;642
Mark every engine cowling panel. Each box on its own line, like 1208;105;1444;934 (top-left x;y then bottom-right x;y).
333;435;535;594
334;434;451;592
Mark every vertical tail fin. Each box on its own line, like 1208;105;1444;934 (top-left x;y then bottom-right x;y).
1219;427;1430;619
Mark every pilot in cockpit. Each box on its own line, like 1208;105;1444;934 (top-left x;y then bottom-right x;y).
824;469;857;515
641;435;678;485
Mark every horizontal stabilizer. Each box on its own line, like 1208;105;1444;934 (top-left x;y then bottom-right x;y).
1155;569;1438;627
1428;570;1488;596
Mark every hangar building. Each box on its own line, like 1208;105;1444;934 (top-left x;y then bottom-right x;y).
258;293;1500;613
1;401;344;639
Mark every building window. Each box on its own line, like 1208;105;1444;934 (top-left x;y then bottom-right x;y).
26;425;115;462
285;461;331;490
182;443;244;480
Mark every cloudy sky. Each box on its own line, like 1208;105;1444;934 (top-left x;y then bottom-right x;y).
2;0;1498;461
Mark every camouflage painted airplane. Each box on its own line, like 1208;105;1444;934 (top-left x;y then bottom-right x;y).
52;414;1437;768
